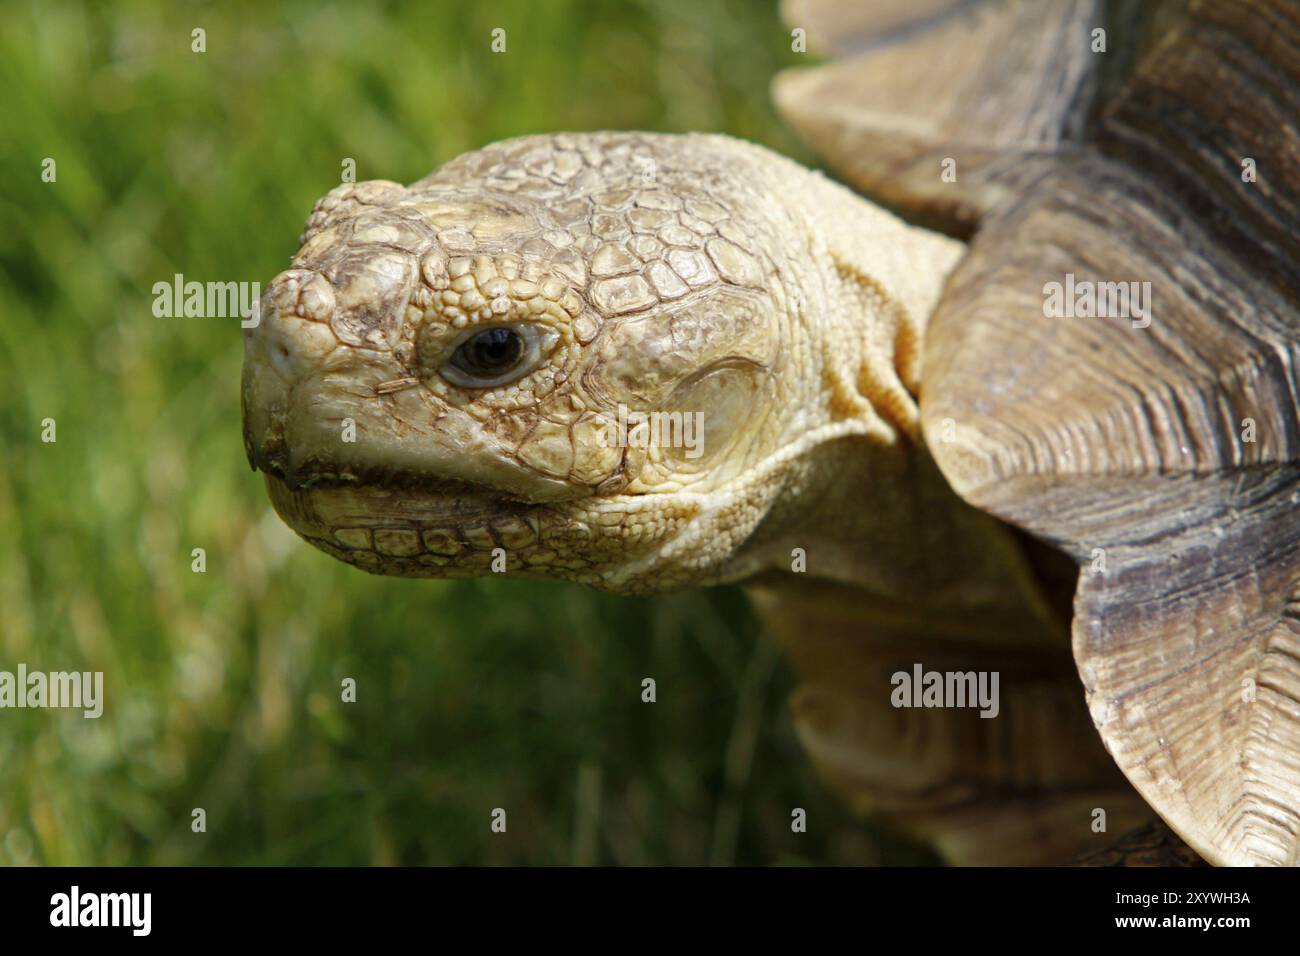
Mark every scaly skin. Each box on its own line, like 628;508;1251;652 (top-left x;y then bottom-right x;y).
243;132;1153;863
243;132;960;594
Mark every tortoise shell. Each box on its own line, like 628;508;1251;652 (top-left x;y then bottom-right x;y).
777;0;1300;865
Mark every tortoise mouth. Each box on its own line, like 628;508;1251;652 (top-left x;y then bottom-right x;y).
261;472;566;578
256;453;533;500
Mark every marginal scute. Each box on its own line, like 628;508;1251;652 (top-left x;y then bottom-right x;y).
774;0;1126;229
1070;471;1300;866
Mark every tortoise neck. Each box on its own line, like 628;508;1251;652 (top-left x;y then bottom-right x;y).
733;436;1070;645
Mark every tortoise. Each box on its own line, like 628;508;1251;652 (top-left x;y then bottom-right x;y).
240;0;1300;866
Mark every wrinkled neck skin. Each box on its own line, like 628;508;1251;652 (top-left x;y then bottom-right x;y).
735;433;1068;648
702;183;1064;647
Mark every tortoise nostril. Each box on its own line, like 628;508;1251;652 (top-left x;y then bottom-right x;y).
256;296;340;379
265;326;304;378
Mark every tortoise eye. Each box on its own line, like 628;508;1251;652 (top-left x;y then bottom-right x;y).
440;324;557;388
455;327;522;375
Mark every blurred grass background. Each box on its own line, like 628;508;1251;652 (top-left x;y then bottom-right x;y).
0;0;929;865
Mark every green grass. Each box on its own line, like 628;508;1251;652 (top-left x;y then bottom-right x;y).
0;0;928;865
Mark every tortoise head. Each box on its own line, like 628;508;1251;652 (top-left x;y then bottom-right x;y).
242;132;960;594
